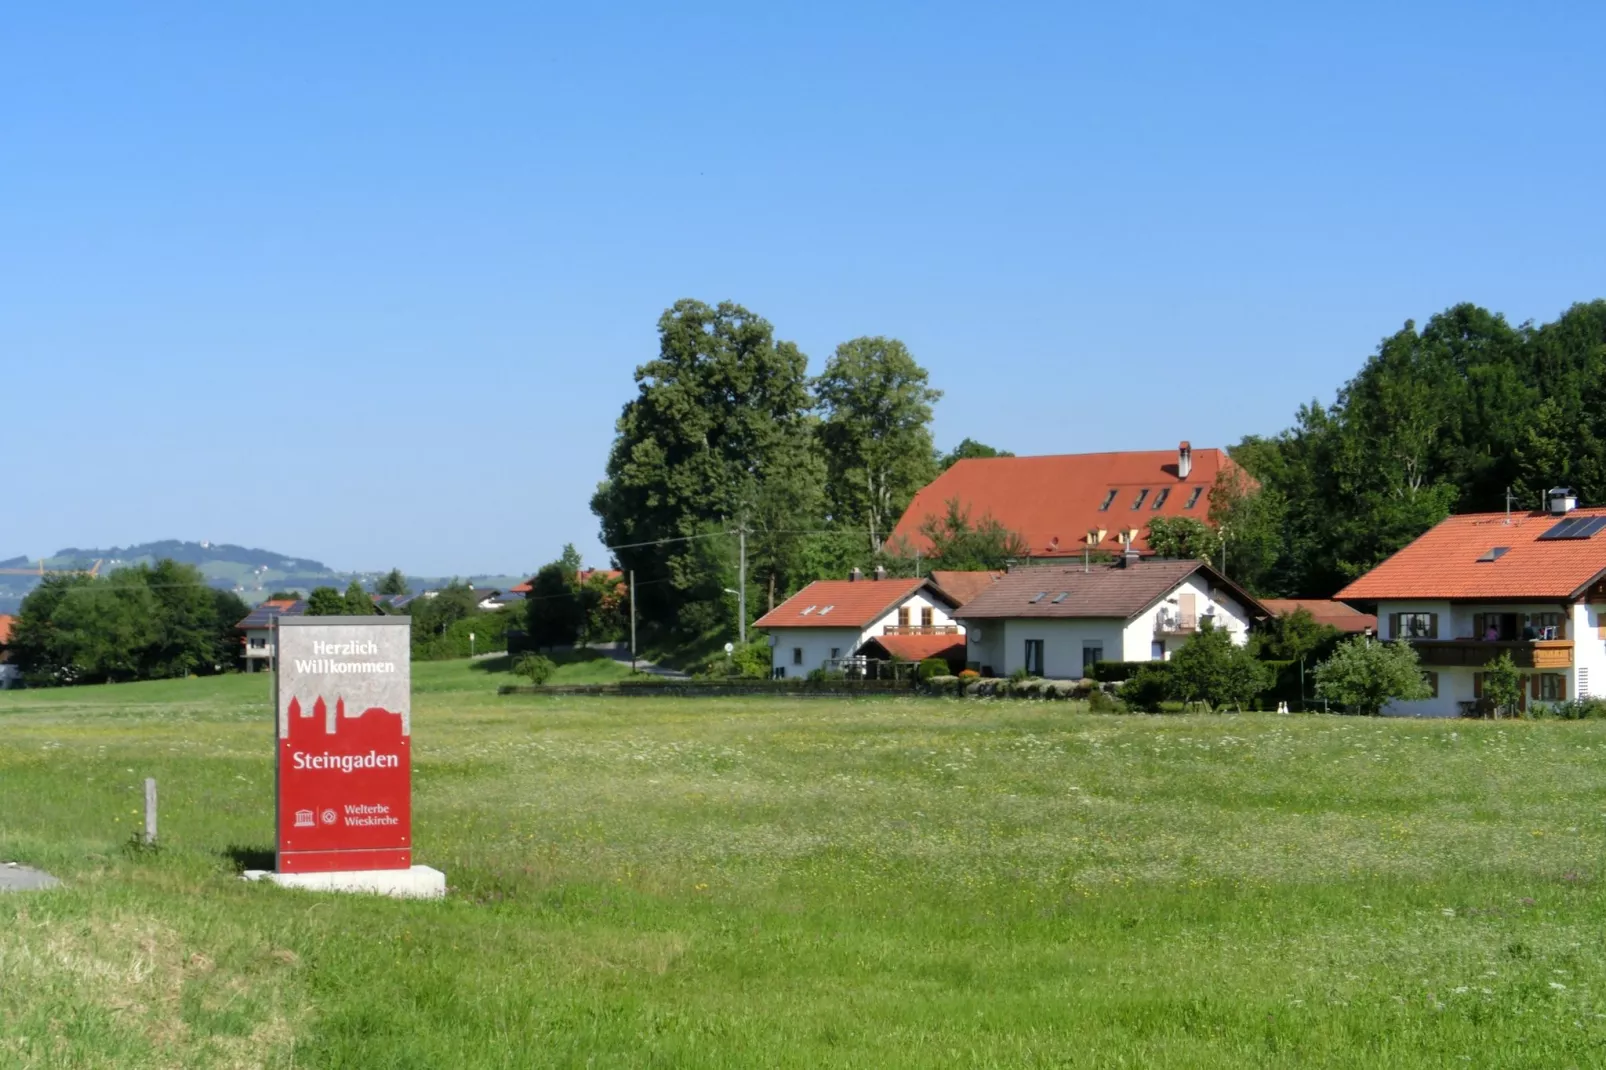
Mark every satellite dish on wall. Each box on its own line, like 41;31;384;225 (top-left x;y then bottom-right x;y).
970;627;983;642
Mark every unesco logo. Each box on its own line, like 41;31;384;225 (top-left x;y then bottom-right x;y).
321;808;338;825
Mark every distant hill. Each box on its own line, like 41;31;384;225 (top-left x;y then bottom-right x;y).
0;540;530;615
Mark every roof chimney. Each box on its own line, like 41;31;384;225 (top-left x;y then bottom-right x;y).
1178;441;1193;480
1548;487;1578;516
873;564;887;581
848;567;863;582
1121;546;1141;568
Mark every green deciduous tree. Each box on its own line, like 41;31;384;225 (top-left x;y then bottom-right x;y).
343;580;372;615
939;438;1013;470
306;587;346;616
524;562;583;649
592;299;823;627
1480;652;1523;719
1313;636;1433;716
813;336;942;552
1146;516;1221;562
915;499;1030;571
9;562;246;685
1168;621;1271;712
1258;607;1342;663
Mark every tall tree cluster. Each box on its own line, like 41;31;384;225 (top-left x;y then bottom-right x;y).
593;300;995;636
1233;300;1606;596
8;562;249;685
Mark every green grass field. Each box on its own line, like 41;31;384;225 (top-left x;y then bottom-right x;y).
3;664;1606;1067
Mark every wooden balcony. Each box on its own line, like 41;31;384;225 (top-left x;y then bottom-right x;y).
882;624;961;636
1410;639;1573;670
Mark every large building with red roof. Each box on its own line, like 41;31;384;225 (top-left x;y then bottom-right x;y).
1336;492;1606;716
888;443;1244;559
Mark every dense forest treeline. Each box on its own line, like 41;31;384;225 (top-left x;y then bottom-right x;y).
1232;300;1606;597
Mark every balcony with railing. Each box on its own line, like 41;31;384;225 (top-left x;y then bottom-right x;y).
1155;609;1215;636
1409;638;1573;669
881;624;961;636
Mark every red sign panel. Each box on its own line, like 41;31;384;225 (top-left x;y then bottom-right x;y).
275;618;412;873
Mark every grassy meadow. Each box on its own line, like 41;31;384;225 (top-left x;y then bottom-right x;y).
3;661;1606;1067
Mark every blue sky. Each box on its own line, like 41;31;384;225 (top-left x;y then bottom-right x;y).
3;2;1602;575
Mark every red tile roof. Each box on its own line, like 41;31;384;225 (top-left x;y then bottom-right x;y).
890;447;1243;558
928;570;1004;607
754;578;951;630
1336;508;1606;602
1260;599;1376;633
0;614;13;645
860;634;967;664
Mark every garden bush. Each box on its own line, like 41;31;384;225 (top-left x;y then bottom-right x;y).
1120;664;1174;712
512;653;556;685
918;657;951;682
1541;697;1606;720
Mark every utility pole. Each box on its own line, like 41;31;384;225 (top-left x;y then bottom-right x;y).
737;525;747;646
629;569;638;672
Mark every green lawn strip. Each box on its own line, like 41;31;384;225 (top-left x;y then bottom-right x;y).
3;681;1606;1065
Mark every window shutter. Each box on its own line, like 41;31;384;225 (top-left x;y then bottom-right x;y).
1561;675;1569;701
1428;613;1439;639
1474;673;1483;698
1390;613;1400;639
1473;614;1484;640
1531;674;1541;700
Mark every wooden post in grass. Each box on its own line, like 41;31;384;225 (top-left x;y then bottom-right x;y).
144;778;157;845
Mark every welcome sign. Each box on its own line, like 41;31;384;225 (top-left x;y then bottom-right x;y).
274;616;412;873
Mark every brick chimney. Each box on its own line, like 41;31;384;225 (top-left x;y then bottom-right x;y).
1178;441;1193;480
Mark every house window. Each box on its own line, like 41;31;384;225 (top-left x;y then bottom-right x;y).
1131;489;1149;509
773;667;786;679
1539;673;1567;701
898;607;911;630
829;648;840;660
1082;641;1104;677
1185;487;1203;509
1099;489;1117;511
792;647;803;666
249;637;267;649
921;606;934;628
1391;612;1438;639
1151;641;1164;660
1151;487;1170;510
1023;639;1044;676
1423;671;1439;698
1532;612;1563;640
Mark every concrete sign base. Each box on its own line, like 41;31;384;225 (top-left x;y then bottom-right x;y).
242;864;445;900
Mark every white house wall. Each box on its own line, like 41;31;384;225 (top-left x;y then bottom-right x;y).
769;627;866;677
766;587;962;676
963;573;1253;679
1374;598;1606;717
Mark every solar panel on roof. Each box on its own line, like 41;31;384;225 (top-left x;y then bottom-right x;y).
1579;517;1606;538
1539;517;1586;540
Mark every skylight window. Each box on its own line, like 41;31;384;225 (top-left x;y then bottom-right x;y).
1029;591;1048;603
1051;592;1069;604
1476;547;1510;562
1131;489;1150;510
1184;487;1203;509
1151;487;1170;510
800;605;816;616
1098;489;1117;511
819;605;834;615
